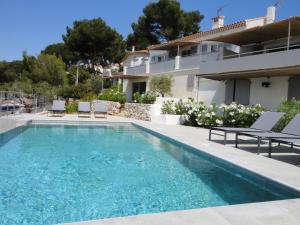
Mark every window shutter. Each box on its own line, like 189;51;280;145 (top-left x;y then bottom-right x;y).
225;80;234;104
288;76;300;100
235;79;250;105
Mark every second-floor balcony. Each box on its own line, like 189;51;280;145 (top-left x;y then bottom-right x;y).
150;59;175;74
126;64;147;75
124;44;300;77
198;45;300;78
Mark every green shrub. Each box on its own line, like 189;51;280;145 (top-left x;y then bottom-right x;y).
98;86;126;104
161;100;176;114
59;84;88;99
133;91;157;104
66;101;78;113
276;98;300;131
81;92;97;101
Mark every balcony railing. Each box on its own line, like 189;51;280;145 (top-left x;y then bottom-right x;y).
222;44;300;60
150;59;175;74
127;64;147;75
180;54;201;70
198;45;300;75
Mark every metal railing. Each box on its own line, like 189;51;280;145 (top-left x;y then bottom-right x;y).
222;43;300;60
0;91;50;117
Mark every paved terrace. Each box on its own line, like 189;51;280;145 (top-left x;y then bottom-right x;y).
1;113;300;225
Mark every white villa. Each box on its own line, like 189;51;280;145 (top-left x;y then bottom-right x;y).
121;6;300;110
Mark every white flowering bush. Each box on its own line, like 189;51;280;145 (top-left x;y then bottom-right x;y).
161;100;176;114
196;104;223;127
220;102;265;127
162;99;265;128
183;99;206;126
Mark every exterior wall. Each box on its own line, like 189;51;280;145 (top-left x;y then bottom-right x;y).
249;76;289;111
196;78;225;105
170;74;196;99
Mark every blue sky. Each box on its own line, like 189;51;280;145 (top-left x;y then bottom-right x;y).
0;0;299;61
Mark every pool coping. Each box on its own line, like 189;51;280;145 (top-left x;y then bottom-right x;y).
2;117;300;225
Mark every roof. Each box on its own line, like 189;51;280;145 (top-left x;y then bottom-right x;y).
148;20;247;50
122;49;149;62
207;17;300;46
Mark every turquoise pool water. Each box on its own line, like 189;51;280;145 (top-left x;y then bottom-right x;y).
0;124;299;225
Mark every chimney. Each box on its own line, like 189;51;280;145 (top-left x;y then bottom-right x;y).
132;46;135;52
266;6;276;24
212;16;225;29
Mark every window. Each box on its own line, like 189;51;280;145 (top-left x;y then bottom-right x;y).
211;45;218;52
191;46;198;55
201;44;208;53
169;49;177;58
225;79;251;105
132;82;146;99
288;76;300;100
182;50;191;57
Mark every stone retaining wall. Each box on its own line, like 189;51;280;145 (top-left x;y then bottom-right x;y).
92;100;121;115
124;103;151;121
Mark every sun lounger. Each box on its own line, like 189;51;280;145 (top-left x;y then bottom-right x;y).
209;112;284;144
48;100;66;117
94;101;108;118
236;113;300;157
78;102;91;117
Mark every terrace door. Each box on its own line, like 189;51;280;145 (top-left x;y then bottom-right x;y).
132;82;146;98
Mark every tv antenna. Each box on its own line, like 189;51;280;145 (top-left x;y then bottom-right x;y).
274;0;285;8
217;4;228;16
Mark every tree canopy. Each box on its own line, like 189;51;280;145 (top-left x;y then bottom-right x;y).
63;18;126;70
126;0;204;50
150;74;173;97
42;43;77;66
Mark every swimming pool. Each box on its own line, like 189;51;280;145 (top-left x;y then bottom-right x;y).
0;123;299;225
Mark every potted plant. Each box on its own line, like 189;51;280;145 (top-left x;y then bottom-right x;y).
161;100;182;125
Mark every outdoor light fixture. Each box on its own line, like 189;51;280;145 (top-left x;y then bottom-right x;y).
262;81;271;88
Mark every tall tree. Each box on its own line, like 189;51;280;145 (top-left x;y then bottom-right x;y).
42;43;77;66
0;60;23;83
63;18;126;71
126;0;204;50
22;53;66;86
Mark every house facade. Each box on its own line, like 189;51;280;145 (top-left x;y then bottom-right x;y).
122;6;300;110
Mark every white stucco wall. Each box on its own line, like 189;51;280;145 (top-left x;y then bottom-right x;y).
171;74;196;99
196;78;225;105
249;76;289;110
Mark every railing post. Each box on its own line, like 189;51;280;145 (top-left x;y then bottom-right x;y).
123;66;127;75
287;17;291;51
175;55;181;70
146;61;150;73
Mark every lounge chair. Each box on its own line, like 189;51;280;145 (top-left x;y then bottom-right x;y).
236;113;300;157
78;102;91;117
209;112;285;144
48;100;65;117
94;101;108;118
